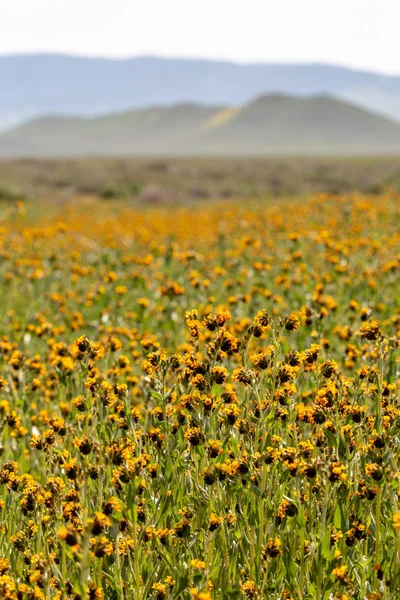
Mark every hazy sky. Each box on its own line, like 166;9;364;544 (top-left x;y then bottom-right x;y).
1;0;399;74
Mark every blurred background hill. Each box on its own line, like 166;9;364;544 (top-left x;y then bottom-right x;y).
2;54;400;132
1;21;400;201
2;87;400;157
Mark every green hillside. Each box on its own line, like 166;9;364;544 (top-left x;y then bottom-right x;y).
1;95;400;157
202;95;400;153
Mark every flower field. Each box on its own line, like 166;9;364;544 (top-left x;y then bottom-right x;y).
0;193;399;599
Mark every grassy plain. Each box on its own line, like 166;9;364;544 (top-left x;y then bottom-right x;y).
1;156;400;203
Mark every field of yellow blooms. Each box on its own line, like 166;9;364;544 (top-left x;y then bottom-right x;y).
0;193;399;600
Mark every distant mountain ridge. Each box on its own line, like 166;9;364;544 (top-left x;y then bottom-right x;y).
1;93;400;157
1;54;400;131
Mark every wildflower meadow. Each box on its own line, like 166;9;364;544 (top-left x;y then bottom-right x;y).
0;193;398;600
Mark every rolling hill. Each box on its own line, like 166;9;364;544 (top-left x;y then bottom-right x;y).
1;94;400;157
1;54;400;131
202;95;400;154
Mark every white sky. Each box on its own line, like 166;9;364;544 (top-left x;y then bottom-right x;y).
1;0;399;75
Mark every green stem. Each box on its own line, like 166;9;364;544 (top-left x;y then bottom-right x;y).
375;486;382;567
316;497;328;599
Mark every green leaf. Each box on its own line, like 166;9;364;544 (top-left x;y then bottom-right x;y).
321;530;331;560
334;503;342;529
297;509;306;528
324;429;338;448
282;550;297;579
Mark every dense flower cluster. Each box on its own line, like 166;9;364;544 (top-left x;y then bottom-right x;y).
0;194;398;599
